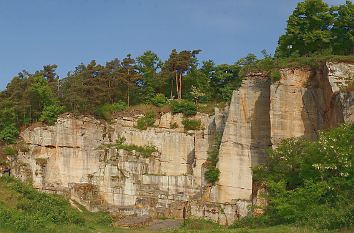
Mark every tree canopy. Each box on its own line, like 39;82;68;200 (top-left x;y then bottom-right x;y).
275;0;353;57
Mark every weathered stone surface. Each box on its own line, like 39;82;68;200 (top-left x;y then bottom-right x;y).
270;68;318;145
217;62;353;204
17;111;223;220
13;62;353;225
326;62;354;92
217;74;271;202
113;127;194;176
190;200;249;225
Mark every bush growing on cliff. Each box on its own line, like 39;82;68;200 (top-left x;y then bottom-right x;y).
97;101;127;120
182;119;202;131
39;104;65;125
171;100;197;116
204;133;222;184
150;93;167;107
0;124;19;144
136;111;156;130
239;124;354;230
115;135;158;157
3;146;17;156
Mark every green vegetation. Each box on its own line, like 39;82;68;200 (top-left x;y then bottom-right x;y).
0;1;353;231
97;101;127;120
3;146;17;156
39;104;65;125
0;176;113;233
275;0;353;57
204;133;222;184
0;124;19;144
182;119;202;131
150;93;168;107
170;122;178;129
0;50;245;145
171;100;198;116
0;0;352;146
115;136;158;157
136;111;156;130
239;55;354;82
4;132;351;233
234;124;354;230
179;218;351;233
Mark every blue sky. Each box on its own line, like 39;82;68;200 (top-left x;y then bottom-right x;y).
0;0;346;90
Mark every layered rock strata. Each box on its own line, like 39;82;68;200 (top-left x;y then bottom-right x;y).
217;62;353;203
11;61;353;225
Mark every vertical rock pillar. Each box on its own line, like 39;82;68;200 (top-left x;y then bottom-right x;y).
217;74;271;203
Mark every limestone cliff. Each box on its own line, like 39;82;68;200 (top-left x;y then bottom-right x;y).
217;61;353;203
11;61;353;225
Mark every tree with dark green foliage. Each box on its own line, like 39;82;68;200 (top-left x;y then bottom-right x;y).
39;105;65;125
330;1;354;55
120;54;141;106
276;0;333;57
275;0;354;57
136;51;164;103
162;49;201;99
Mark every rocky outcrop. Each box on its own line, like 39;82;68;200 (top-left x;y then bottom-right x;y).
217;62;353;203
15;110;238;223
12;61;353;225
217;74;271;202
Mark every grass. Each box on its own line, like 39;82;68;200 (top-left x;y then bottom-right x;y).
1;176;353;233
172;219;354;233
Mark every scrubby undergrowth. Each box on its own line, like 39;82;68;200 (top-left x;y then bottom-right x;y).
233;124;354;230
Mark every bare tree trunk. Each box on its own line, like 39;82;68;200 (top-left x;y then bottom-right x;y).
179;72;182;99
175;71;179;99
170;77;173;99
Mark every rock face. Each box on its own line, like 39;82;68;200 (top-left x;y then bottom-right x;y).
16;110;241;224
217;74;271;202
13;62;353;225
217;62;353;203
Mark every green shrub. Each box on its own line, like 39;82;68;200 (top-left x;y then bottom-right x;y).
182;119;202;131
0;124;19;144
204;168;220;184
204;133;222;184
270;69;281;82
115;136;158;157
171;100;197;116
39;104;65;125
230;215;268;228
136;111;156;130
97;101;127;120
150;93;167;107
250;124;354;229
3;146;17;156
240;56;354;83
170;122;178;129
